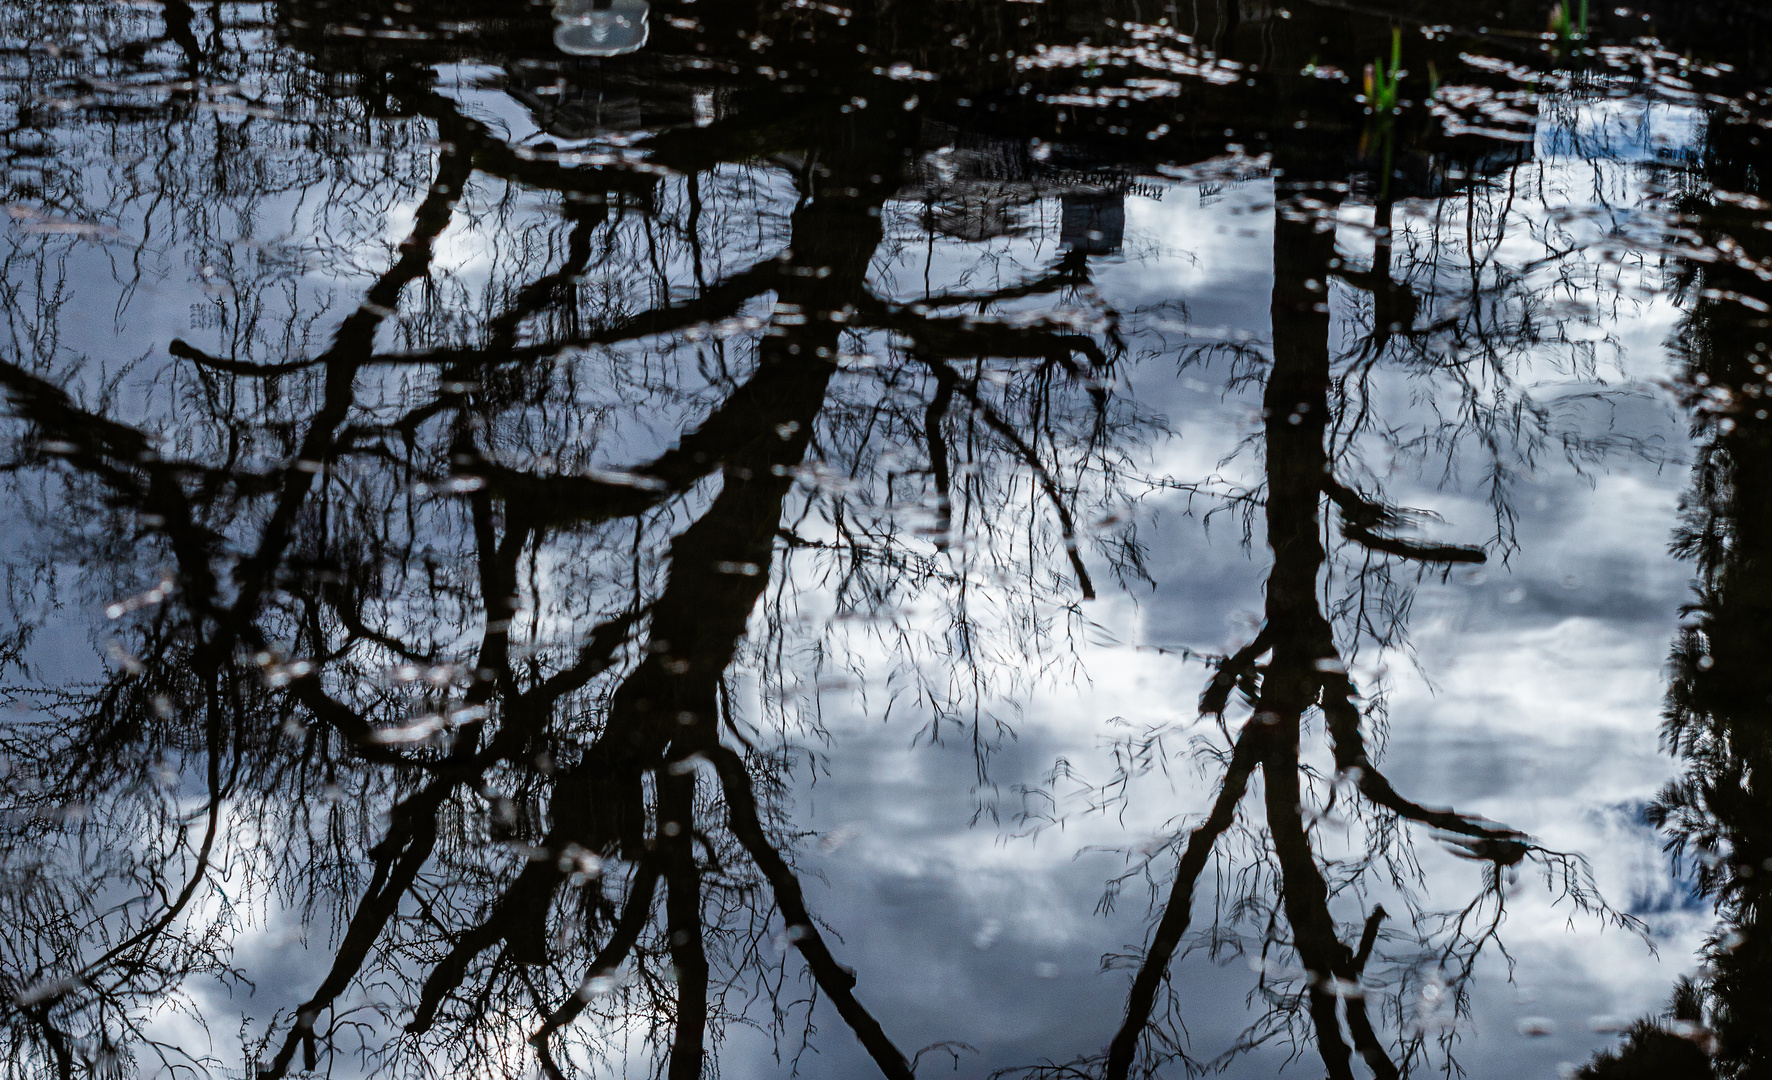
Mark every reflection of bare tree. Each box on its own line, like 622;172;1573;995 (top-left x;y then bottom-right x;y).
0;0;1724;1078
0;0;1161;1074
1007;166;1645;1079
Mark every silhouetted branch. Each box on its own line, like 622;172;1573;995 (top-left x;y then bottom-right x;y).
933;359;1097;599
1199;629;1271;718
530;861;662;1074
1322;478;1486;565
1318;678;1527;854
1103;723;1264;1080
704;744;915;1080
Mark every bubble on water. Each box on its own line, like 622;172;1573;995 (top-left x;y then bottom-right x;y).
818;823;862;852
1516;1017;1556;1037
1322;977;1365;999
972;919;1003;950
881;61;937;81
555;843;604;875
5;204;128;241
576;973;619;999
367;716;445;744
105;574;176;619
14;974;83;1006
264;659;313;687
1033;961;1060;979
106;641;144;676
1589;1014;1631;1033
1247;955;1305;981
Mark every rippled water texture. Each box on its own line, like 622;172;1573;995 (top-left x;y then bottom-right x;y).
0;1;1769;1077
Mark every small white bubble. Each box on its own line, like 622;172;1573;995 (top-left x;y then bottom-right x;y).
971;919;1003;950
106;641;144;676
13;975;83;1006
818;823;862;852
366;716;444;744
576;974;618;999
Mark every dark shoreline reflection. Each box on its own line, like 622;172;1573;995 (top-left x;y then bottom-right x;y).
0;0;1766;1077
1580;47;1772;1079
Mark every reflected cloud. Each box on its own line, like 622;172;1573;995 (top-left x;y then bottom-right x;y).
0;0;1766;1078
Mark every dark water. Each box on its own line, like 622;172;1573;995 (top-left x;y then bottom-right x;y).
0;1;1767;1077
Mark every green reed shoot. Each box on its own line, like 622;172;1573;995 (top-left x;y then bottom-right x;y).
1550;0;1590;40
1362;27;1403;115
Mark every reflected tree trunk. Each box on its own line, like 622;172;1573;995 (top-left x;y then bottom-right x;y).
1103;184;1519;1080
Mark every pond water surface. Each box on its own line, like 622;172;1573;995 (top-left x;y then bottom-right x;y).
0;1;1768;1078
